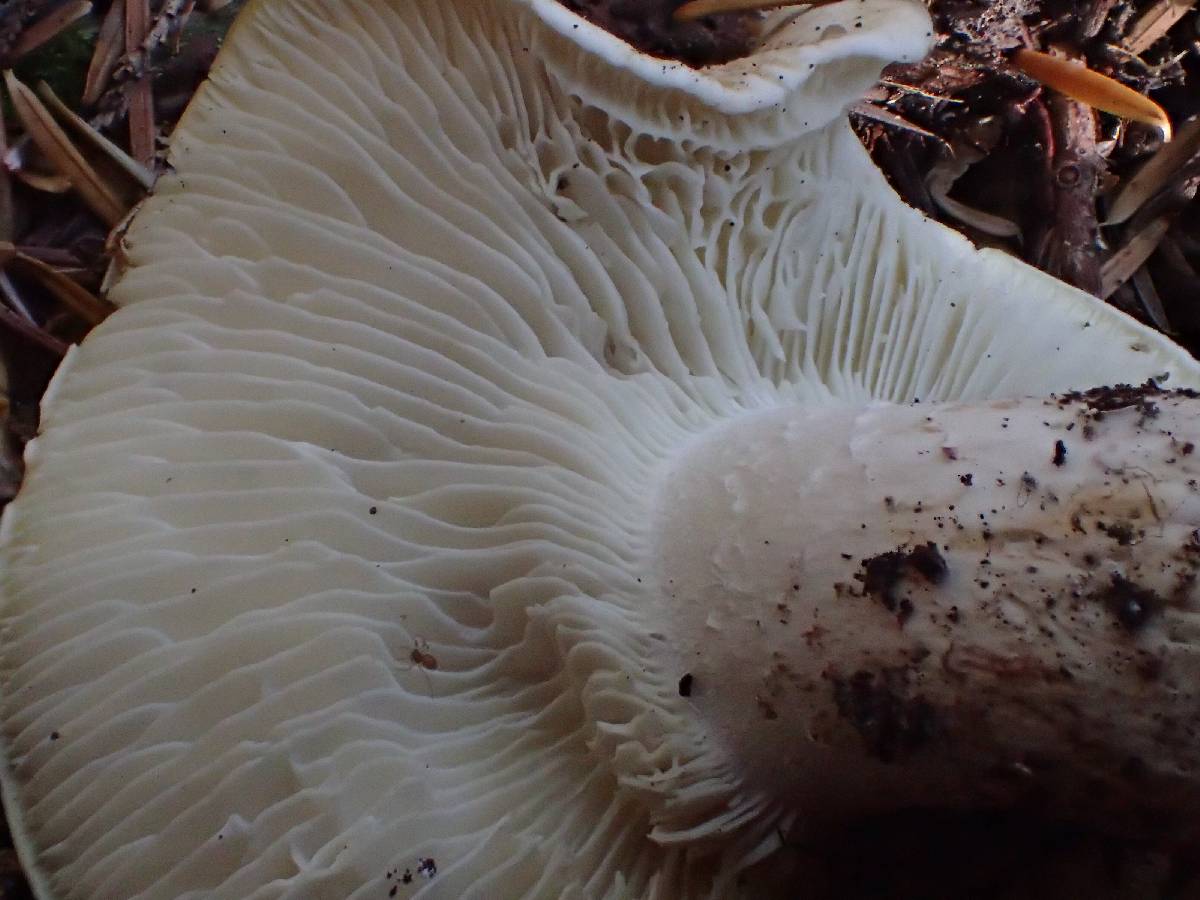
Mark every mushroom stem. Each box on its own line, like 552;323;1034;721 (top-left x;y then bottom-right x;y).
655;385;1200;840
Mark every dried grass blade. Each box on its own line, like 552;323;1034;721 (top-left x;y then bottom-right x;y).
850;101;943;144
3;71;125;225
1124;0;1196;56
1099;215;1171;298
1106;117;1200;225
83;0;125;107
0;270;33;322
124;0;154;167
9;1;92;62
0;301;68;357
7;248;113;325
1131;266;1172;333
38;81;154;191
1013;49;1172;140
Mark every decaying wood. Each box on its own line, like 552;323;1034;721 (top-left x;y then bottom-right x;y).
1033;92;1106;294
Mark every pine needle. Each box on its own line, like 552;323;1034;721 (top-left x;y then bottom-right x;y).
1013;48;1172;140
3;70;126;225
124;0;155;167
82;0;125;107
1106;117;1200;225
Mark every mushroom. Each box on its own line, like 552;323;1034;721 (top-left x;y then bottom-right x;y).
2;0;1199;897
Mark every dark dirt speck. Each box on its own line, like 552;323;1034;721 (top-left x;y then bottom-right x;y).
1061;380;1196;415
858;542;948;624
1097;574;1161;632
831;668;938;763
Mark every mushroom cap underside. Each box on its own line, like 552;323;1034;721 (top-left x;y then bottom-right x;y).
1;1;1199;898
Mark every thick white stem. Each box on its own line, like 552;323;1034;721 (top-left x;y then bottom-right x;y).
654;385;1200;841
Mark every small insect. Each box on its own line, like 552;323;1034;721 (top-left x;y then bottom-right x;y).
396;639;439;692
409;638;438;671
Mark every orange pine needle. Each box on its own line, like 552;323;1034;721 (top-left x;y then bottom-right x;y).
1013;48;1172;141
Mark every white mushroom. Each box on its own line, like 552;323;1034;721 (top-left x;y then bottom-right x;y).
1;0;1199;898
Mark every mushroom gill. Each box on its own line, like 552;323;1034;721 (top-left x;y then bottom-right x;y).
1;1;1199;898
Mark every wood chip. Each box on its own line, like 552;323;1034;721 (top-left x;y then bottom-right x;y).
1124;0;1197;56
1099;215;1171;298
3;71;126;225
1013;48;1173;140
8;1;92;63
1106;117;1200;225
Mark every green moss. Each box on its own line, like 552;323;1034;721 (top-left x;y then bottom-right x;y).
12;16;99;114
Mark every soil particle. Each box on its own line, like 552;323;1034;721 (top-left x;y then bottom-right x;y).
678;673;694;696
1098;521;1137;546
830;668;939;763
1060;380;1198;415
1097;574;1161;632
1052;439;1068;467
857;542;949;625
758;696;779;720
554;0;762;66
